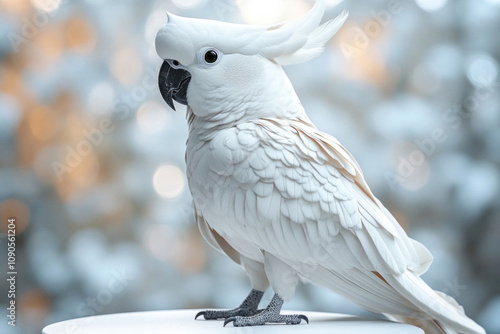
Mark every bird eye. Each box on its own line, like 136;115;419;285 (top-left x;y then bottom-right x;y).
173;60;180;66
204;49;218;64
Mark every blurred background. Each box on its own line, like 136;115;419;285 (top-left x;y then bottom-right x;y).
0;0;499;333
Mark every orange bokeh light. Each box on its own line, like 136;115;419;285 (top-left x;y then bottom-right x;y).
28;106;58;141
0;199;31;235
0;0;31;14
66;15;98;53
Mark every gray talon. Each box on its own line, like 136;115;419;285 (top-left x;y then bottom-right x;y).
194;311;205;320
223;317;236;327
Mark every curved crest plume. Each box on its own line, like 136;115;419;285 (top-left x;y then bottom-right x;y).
156;0;347;66
243;0;348;65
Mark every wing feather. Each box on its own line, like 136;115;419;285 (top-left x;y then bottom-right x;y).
220;119;427;277
193;118;483;334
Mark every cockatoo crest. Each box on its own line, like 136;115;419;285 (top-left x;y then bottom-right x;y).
156;0;348;66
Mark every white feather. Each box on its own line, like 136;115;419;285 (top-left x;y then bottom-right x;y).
276;10;348;65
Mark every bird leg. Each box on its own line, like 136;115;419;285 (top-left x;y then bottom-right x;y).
195;289;264;320
223;293;308;327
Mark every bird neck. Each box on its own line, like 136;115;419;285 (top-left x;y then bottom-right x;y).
187;64;306;140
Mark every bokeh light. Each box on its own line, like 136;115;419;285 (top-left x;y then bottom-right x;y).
33;25;63;61
393;143;431;192
143;224;206;273
174;229;206;273
144;224;177;262
171;0;207;10
31;0;61;13
136;101;170;134
326;0;344;8
86;82;115;115
1;0;31;14
52;151;101;199
411;62;442;95
153;164;185;199
414;0;448;12
110;45;143;86
18;289;51;330
466;53;498;87
28;106;58;141
0;95;22;135
0;199;30;235
0;67;23;97
238;0;309;25
66;15;98;53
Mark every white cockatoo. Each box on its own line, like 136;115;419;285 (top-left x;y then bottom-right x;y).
155;1;485;333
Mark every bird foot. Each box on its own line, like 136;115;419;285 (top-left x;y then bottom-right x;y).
195;289;264;321
195;308;263;320
223;293;308;327
223;311;308;327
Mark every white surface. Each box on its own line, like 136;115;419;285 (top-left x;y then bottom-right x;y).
42;309;423;334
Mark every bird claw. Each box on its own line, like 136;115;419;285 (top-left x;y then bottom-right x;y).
222;313;309;327
223;317;236;327
299;314;309;324
194;311;206;320
194;308;260;320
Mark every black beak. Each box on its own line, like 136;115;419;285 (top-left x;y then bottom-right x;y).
158;61;191;111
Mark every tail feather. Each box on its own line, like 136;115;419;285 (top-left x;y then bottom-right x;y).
299;262;485;334
386;314;457;334
383;272;485;334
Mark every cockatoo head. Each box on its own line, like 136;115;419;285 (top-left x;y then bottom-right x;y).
156;0;347;119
